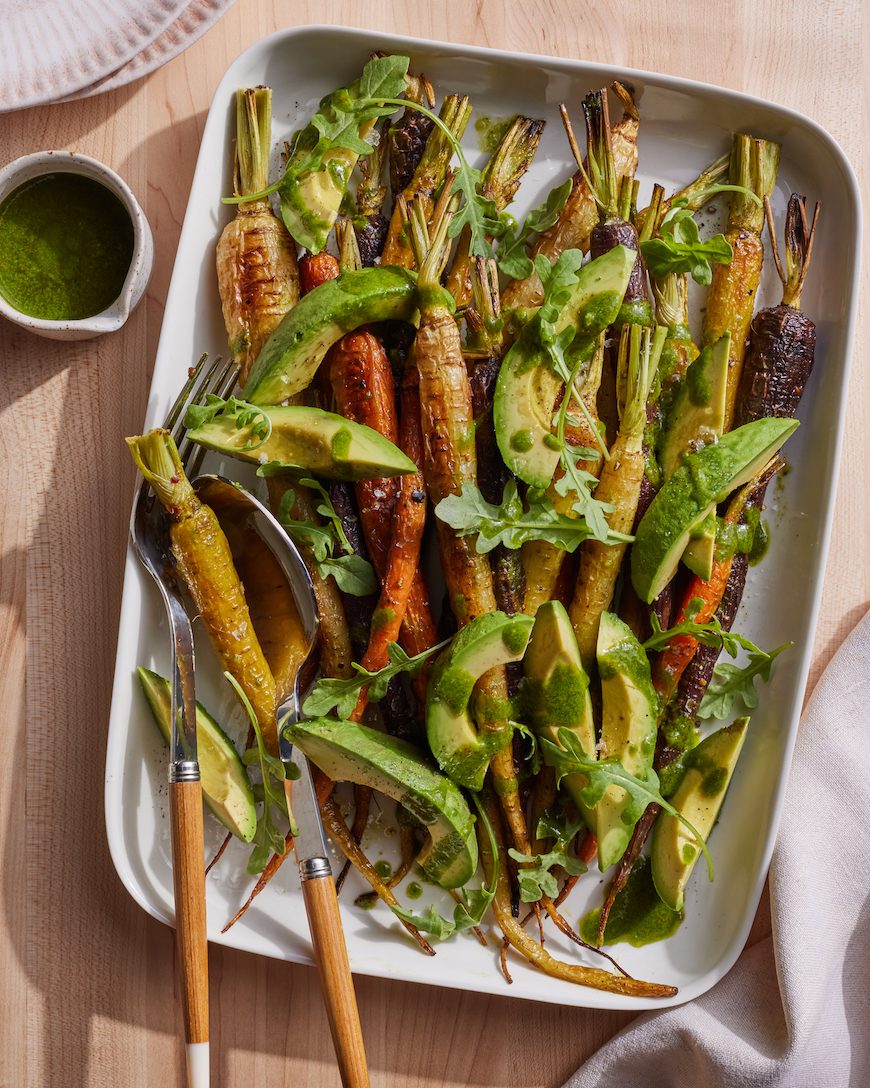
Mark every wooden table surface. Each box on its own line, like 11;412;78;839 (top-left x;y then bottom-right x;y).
2;1;867;1085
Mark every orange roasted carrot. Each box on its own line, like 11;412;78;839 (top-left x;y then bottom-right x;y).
298;250;340;294
349;362;428;721
652;457;784;703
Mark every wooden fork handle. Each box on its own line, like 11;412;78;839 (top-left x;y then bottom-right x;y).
301;866;370;1088
169;781;210;1055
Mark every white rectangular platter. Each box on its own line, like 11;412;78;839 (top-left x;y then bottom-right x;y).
105;25;861;1010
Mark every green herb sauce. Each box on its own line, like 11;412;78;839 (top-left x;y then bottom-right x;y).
714;506;770;566
474;114;517;154
374;859;393;880
406;881;424;900
579;856;683;947
0;173;133;320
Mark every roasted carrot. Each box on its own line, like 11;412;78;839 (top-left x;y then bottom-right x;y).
127;430;278;750
388;73;436;195
216;87;300;385
298;250;340;294
479;793;677;997
466;259;525;616
403;191;530;857
381;94;472;269
266;475;354;682
701;133;780;429
735;194;819;427
349;361;428;720
321;798;435;955
652;457;784;703
354;118;391;266
521;312;606;617
446;115;545;310
501;82;639;315
328;328;438;683
569;326;666;667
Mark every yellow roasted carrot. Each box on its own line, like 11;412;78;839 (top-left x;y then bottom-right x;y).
569;325;666;667
479;792;677;997
216;87;300;385
521;340;606;615
501;83;639;315
701;134;780;429
446;115;545;309
402;191;530;856
381;94;472;269
127;429;278;750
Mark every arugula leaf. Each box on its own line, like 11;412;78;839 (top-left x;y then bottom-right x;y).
302;639;449;719
698;642;791;720
513;720;542;775
229;56;410;205
640;201;733;286
276;481;377;596
390;794;499;939
351;94;510;259
507;806;587;903
277;488;334;564
225;672;293;873
644;600;792;687
554;442;614;543
496;178;572;280
434;479;628;555
448;163;509;258
184;394;272;450
540;727;714;879
318;553;377;596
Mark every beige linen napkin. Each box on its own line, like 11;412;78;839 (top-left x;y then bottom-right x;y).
564;610;870;1088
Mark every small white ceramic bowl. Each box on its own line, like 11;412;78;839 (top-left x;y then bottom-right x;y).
0;151;153;341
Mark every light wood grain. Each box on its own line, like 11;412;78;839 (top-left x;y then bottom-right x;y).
301;871;371;1088
170;781;210;1047
1;2;868;1086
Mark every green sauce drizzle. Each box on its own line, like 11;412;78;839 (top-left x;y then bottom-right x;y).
0;172;134;320
579;856;683;947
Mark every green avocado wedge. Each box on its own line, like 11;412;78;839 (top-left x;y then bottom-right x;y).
185;404;416;481
136;667;257;842
426;612;534;792
243;267;418;405
651;717;749;911
290;717;478;888
631;416;799;603
659;333;730;580
596;613;659;871
493;246;635;488
522;601;597;829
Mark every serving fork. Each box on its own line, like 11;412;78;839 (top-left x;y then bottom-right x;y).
129;356;238;1088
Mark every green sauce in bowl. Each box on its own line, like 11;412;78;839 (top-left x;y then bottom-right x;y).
0;172;134;320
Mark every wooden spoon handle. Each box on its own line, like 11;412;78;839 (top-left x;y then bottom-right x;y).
301;868;370;1088
169;781;210;1049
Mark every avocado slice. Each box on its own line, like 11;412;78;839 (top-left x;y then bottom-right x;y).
631;416;799;603
426;612;534;791
186;404;416;481
522;601;596;828
595;613;659;871
243;267;418;405
493;246;636;488
659;333;730;581
136;667;257;842
651;717;749;911
659;334;730;480
290;717;478;888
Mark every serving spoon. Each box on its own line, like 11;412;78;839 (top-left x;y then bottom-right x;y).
194;474;371;1088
